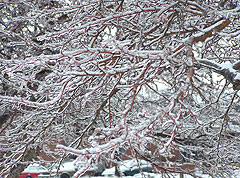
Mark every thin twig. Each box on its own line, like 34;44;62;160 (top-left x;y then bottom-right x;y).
217;91;238;156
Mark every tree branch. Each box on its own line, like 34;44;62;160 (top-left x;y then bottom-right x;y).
197;59;240;90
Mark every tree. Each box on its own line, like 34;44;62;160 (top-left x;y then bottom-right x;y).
0;0;240;177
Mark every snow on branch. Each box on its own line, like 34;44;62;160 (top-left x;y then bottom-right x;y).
197;58;240;90
172;18;230;56
1;1;240;177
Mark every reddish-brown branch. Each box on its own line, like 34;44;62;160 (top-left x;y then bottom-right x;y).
193;19;231;43
172;19;231;55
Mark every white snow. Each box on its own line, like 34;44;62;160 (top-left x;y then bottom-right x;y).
22;164;48;173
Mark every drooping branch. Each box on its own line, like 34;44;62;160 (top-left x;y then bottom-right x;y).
197;59;240;90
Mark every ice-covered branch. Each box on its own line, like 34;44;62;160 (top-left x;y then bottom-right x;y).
197;59;240;90
1;1;240;177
